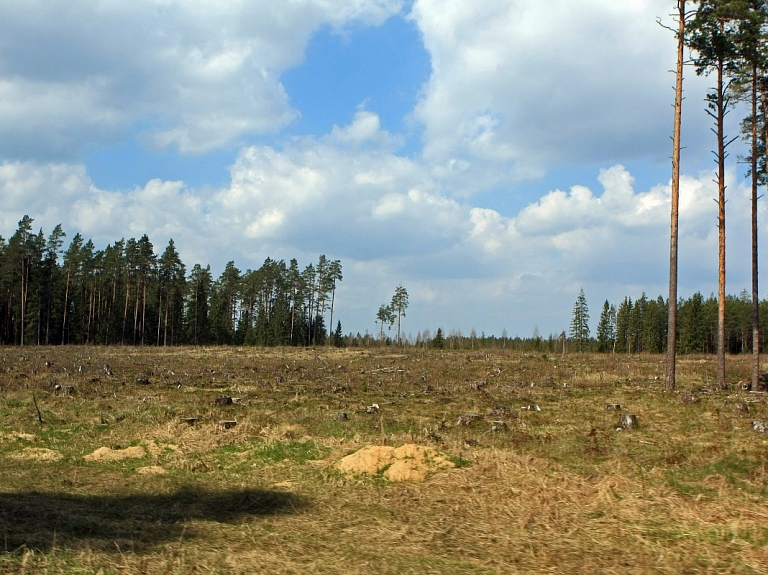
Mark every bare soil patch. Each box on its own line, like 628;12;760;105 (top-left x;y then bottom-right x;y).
83;445;146;462
337;444;456;482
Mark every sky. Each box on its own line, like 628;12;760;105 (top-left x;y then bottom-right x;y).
0;0;763;340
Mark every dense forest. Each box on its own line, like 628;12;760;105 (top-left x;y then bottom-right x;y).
0;216;342;347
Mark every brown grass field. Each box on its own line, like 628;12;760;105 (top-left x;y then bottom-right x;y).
1;345;767;574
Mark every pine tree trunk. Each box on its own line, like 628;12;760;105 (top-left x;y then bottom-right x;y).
62;268;70;345
20;258;26;346
752;66;760;390
716;55;727;390
666;0;685;392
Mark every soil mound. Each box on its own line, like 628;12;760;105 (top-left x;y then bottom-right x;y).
337;444;455;482
84;445;146;461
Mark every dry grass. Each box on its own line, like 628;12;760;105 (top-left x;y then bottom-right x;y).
1;346;767;573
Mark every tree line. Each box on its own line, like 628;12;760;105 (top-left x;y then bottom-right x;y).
0;216;342;347
570;289;768;355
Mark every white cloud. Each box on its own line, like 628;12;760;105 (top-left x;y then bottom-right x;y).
0;0;405;158
409;0;714;182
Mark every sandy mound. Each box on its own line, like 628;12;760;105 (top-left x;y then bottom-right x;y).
1;432;35;442
337;444;455;482
137;465;167;475
84;445;146;461
10;448;63;462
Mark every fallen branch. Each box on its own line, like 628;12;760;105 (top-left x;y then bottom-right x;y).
32;392;44;424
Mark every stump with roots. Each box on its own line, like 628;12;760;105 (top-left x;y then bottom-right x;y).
619;414;638;429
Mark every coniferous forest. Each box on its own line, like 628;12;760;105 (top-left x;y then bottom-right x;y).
0;216;342;347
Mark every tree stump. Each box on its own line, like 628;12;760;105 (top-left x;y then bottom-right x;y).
490;420;508;432
619;414;638;429
457;413;483;426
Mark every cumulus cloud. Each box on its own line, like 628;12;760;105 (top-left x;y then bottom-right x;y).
0;0;405;158
409;0;714;183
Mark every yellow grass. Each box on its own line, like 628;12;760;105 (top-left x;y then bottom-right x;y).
0;346;767;573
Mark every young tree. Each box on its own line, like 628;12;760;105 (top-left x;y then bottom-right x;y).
596;300;616;352
569;288;590;352
332;320;344;347
432;327;444;349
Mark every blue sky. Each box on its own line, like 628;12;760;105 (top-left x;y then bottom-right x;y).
0;0;763;339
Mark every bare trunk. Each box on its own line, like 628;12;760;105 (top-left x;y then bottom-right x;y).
122;279;130;344
164;303;169;346
666;0;685;392
141;279;147;346
328;288;336;344
716;57;727;389
157;293;163;346
62;268;70;345
752;67;760;390
20;259;26;346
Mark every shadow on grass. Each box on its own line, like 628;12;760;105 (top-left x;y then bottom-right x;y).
0;487;307;553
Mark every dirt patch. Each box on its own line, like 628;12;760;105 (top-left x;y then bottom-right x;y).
137;465;167;475
0;432;35;442
84;445;146;462
10;448;63;462
336;444;455;482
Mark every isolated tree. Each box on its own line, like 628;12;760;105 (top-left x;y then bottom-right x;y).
376;304;395;341
687;0;747;388
569;288;590;352
390;284;409;345
333;320;344;347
